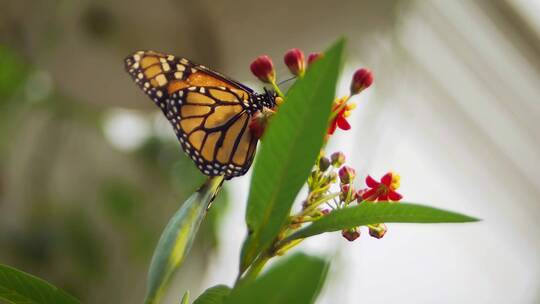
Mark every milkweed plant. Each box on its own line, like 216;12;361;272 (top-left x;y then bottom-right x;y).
0;39;478;304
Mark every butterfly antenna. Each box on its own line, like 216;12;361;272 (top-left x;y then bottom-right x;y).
277;76;297;87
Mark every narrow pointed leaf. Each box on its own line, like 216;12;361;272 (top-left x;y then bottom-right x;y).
193;285;231;304
226;253;328;304
0;264;80;304
180;291;190;304
284;202;480;242
240;39;345;271
145;176;224;304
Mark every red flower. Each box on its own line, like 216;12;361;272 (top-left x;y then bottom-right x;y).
359;172;402;202
284;48;305;76
250;55;275;83
328;98;356;135
350;68;373;95
307;52;323;65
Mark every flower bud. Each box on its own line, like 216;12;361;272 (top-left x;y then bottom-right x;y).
307;52;323;65
356;189;367;203
310;170;320;182
284;48;305;76
368;223;387;239
250;55;275;83
248;109;274;139
340;184;357;202
249;113;265;139
350;68;373;95
330;151;346;167
318;156;331;171
328;171;338;183
321;208;330;215
342;229;360;241
338;166;356;184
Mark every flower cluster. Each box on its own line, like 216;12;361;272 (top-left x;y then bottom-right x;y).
250;48;317;83
250;47;400;242
287;146;403;241
249;48;373;138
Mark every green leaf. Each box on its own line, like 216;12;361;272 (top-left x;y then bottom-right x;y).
284;202;480;242
180;291;190;304
240;39;345;271
145;176;224;304
226;253;328;304
193;285;231;304
0;264;80;304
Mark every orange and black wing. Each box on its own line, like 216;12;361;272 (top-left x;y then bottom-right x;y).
124;50;254;111
167;86;258;178
124;51;258;178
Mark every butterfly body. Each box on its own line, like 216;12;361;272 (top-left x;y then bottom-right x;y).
125;51;276;179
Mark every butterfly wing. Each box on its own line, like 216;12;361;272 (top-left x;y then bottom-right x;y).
124;51;258;179
167;86;257;178
124;50;254;109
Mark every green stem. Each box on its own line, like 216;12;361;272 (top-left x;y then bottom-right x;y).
275;238;304;256
270;80;285;99
301;192;340;216
235;253;271;287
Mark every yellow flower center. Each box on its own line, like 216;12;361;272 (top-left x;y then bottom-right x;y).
390;173;400;190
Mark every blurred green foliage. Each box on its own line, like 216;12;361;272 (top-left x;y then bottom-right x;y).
0;42;228;303
0;46;27;101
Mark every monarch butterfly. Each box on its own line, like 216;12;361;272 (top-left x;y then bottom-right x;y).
124;51;276;179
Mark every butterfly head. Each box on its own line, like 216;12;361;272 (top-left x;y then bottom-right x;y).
260;87;278;109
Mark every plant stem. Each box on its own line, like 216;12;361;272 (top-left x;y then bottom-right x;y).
270;80;285;99
235;253;271;287
275;239;304;256
301;192;340;216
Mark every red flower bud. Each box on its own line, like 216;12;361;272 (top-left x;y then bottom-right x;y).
330;151;346;167
340;184;357;202
338;166;356;184
307;52;323;65
250;55;275;83
368;224;387;239
350;68;373;95
356;189;367;203
342;229;360;241
318;156;331;171
248;109;275;139
284;48;305;76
